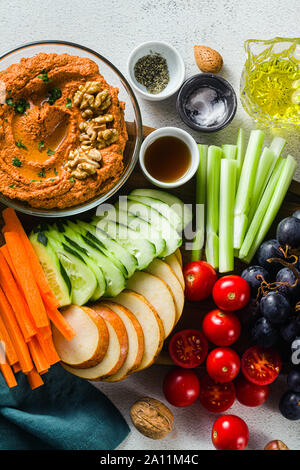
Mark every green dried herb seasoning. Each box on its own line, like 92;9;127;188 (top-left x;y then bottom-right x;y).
134;52;169;94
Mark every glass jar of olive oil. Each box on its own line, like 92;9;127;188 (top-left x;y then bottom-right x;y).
241;37;300;129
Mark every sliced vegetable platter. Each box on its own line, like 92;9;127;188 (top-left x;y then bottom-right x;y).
0;123;298;366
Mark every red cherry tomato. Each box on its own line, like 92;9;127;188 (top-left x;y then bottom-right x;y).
212;415;249;450
168;329;208;368
212;275;250;311
241;346;282;386
163;368;200;407
183;261;217;301
199;374;236;412
206;347;240;383
202;309;241;346
235;375;269;407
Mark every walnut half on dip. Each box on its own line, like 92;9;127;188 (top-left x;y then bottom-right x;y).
64;81;120;181
0;53;127;209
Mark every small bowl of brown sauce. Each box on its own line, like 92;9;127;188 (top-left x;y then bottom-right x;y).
127;42;185;101
139;127;199;188
176;74;237;132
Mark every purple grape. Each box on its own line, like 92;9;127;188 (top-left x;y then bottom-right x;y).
260;291;291;325
276;216;300;249
241;265;269;298
279;391;300;420
276;267;300;302
256;239;285;275
251;317;279;348
293;210;300;220
280;317;300;343
287;370;300;392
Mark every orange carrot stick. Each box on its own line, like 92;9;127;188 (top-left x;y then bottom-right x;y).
0;287;33;373
0;334;17;388
4;232;49;328
0;251;36;341
36;332;60;365
13;362;21;373
2;208;59;309
38;326;52;339
46;305;75;341
1;245;18;280
28;336;49;374
0;314;18;365
0;363;17;388
2;244;74;341
27;368;44;390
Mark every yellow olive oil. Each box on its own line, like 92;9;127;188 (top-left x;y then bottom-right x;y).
247;59;300;124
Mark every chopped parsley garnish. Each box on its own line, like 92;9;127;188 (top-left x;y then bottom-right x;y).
65;98;72;107
38;140;45;151
37;168;46;178
9;184;15;188
15;140;27;150
6;97;29;114
53;167;58;175
37;69;50;83
13;99;29;114
47;87;62;105
4;118;8;123
12;157;22;167
50;178;55;182
47;149;55;156
69;177;75;183
30;179;36;183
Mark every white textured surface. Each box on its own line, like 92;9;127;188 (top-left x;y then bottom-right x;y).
0;0;299;451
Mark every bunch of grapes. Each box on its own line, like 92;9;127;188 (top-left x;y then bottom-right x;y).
241;210;300;420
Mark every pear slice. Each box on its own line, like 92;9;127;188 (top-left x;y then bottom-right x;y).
52;305;109;369
145;259;184;324
110;290;164;371
100;301;144;381
164;253;185;290
62;304;128;380
126;271;176;337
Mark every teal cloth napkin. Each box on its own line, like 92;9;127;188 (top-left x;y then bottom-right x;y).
0;364;130;450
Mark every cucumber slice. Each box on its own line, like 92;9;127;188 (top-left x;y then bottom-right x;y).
128;194;183;231
52;224;125;297
129;188;193;228
72;220;137;278
45;233;98;306
29;231;71;307
52;225;106;301
96;209;166;257
116;199;182;257
92;218;156;270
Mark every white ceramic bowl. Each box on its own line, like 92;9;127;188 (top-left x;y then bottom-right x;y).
127;41;185;101
139;127;199;188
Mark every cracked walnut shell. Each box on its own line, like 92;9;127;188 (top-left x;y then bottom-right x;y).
130;397;173;440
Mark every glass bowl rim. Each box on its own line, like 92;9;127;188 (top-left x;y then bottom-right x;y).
0;39;143;217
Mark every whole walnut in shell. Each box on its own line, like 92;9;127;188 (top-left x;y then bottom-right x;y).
194;45;223;73
130;397;173;440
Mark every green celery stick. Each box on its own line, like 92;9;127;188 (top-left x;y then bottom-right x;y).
270;136;286;158
248;137;286;224
240;155;297;262
221;144;237;160
191;144;208;261
248;147;275;223
233;129;265;249
219;159;237;273
236;128;246;186
239;157;284;259
205;146;222;269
